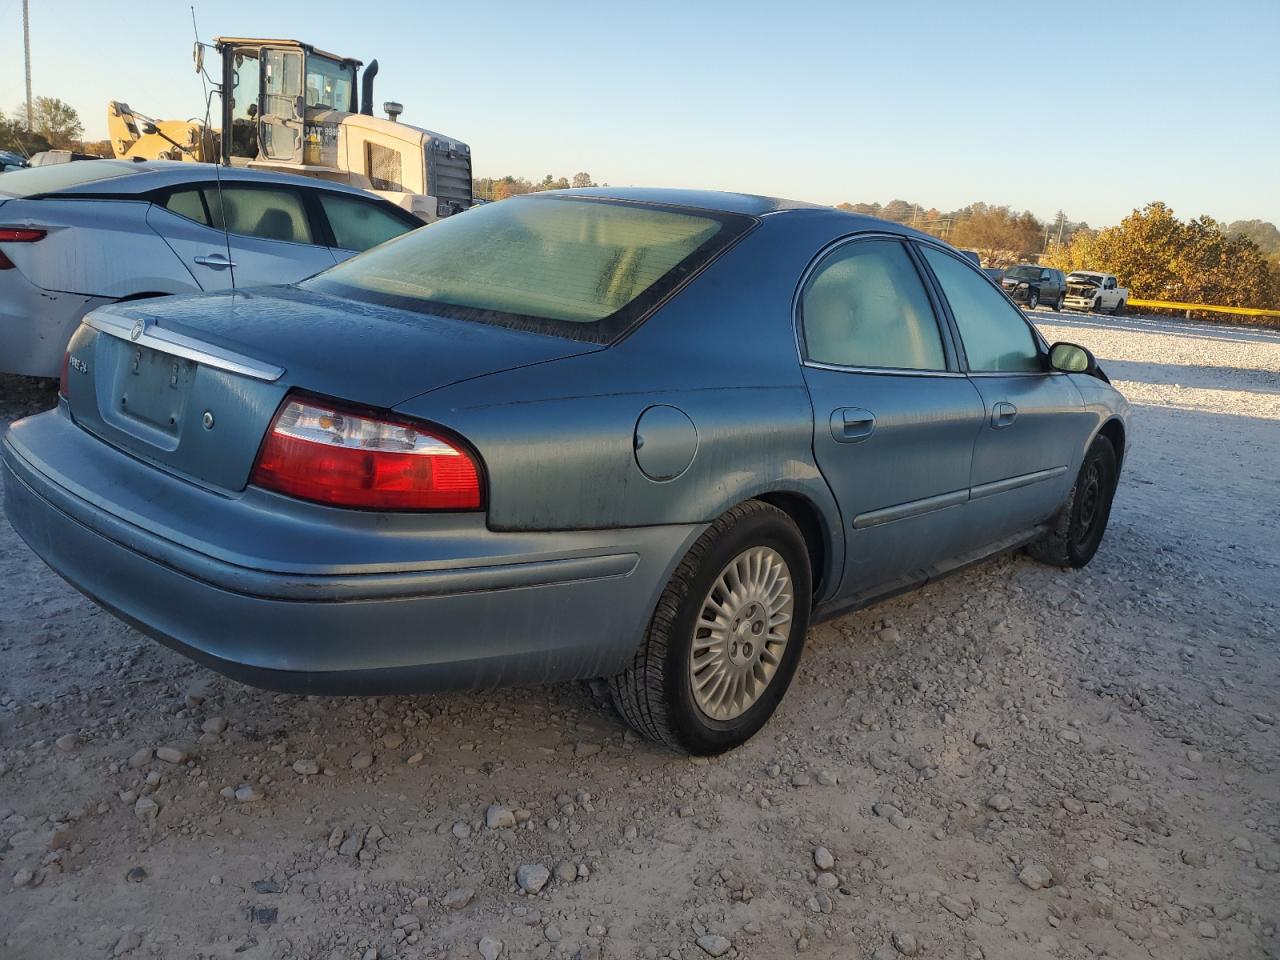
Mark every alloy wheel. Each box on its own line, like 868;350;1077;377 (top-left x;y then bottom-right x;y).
690;546;795;721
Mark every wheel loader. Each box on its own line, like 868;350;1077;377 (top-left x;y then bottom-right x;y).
107;37;472;222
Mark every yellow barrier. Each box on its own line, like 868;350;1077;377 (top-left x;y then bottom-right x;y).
1126;298;1280;319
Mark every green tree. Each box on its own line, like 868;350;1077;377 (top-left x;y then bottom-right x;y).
11;96;84;148
949;204;1044;266
571;171;595;188
1045;202;1279;311
0;114;51;155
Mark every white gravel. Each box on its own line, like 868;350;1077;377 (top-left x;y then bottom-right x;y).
0;311;1277;959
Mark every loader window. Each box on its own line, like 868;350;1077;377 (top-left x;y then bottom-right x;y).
306;55;356;111
228;50;261;159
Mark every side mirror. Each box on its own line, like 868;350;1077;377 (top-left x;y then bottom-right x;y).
1049;341;1096;374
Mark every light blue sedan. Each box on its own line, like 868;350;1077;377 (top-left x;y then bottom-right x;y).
2;188;1128;753
0;159;421;377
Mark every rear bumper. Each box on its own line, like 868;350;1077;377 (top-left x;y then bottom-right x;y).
0;269;106;377
2;409;700;693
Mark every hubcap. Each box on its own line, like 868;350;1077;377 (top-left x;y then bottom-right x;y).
690;546;794;722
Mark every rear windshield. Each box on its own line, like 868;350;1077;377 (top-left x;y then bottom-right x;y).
0;161;140;197
304;196;754;343
1004;266;1041;280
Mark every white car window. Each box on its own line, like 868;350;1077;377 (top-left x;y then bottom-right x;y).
318;193;414;252
208;187;313;244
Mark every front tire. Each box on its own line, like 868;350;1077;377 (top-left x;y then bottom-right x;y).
1028;291;1040;310
609;501;812;754
1027;435;1118;568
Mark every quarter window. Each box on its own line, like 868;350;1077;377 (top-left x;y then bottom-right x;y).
800;239;946;371
206;187;313;244
164;189;209;225
920;246;1041;372
319;193;415;251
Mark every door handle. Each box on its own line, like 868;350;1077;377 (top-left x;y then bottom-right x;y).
991;401;1018;429
830;407;876;443
193;253;236;269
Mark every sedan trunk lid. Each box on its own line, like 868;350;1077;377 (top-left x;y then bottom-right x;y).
63;287;601;492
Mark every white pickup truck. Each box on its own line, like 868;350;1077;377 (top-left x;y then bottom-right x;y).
1064;271;1129;314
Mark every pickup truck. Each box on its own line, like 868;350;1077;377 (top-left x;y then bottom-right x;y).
1064;271;1128;314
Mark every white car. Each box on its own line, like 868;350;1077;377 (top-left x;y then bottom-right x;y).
1064;271;1129;315
0;160;422;377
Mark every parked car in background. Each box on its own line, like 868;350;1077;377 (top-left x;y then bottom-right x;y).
3;188;1129;753
0;160;422;377
982;266;1005;285
1064;271;1128;314
1001;265;1067;311
0;150;28;173
959;249;981;266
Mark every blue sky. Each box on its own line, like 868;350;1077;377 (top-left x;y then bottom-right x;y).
3;0;1277;227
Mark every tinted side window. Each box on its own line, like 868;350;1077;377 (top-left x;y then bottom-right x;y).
164;189;209;225
318;193;415;251
801;239;946;371
207;187;313;244
920;246;1041;372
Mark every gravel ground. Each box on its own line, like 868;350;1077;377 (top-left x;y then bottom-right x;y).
1;311;1277;960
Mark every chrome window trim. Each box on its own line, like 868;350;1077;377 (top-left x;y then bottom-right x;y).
791;231;958;374
802;360;965;378
85;313;285;383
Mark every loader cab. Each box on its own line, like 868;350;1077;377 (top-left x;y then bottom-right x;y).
216;37;359;167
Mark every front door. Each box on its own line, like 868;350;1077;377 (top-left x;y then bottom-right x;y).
917;245;1091;543
259;48;305;163
798;237;985;603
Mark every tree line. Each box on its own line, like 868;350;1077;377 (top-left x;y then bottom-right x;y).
474;172;600;200
843;197;1279;313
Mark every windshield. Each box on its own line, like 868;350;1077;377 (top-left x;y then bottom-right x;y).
0;161;139;197
304;196;754;343
1004;266;1041;280
306;54;355;110
1067;273;1102;284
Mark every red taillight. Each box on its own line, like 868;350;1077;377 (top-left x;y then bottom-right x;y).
58;351;70;399
250;395;484;511
0;228;46;242
0;228;44;269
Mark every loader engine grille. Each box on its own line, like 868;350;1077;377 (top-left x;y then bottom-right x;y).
366;142;404;193
428;139;473;213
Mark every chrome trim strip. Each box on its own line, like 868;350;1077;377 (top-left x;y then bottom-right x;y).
853;488;968;529
970;465;1068;500
86;314;285;383
853;464;1068;529
803;360;963;378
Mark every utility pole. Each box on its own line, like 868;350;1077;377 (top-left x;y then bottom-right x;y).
23;0;33;129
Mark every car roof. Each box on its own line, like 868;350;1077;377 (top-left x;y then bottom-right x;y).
527;187;944;239
23;159;381;200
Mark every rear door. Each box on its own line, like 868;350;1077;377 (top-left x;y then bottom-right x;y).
917;244;1091;543
799;236;985;603
149;184;336;289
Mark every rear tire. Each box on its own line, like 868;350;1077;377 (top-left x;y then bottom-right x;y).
1054;293;1065;312
1112;299;1125;316
1027;435;1118;568
609;501;812;755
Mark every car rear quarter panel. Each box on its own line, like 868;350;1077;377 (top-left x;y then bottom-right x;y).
0;198;199;297
396;212;850;581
